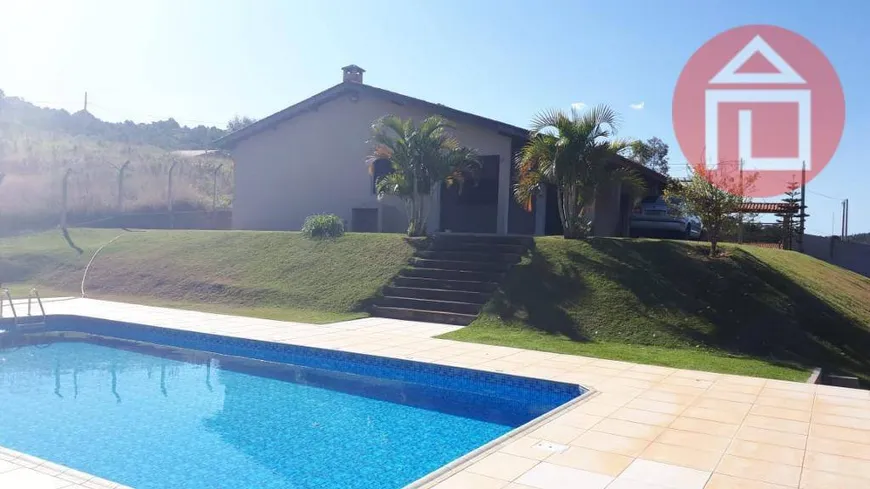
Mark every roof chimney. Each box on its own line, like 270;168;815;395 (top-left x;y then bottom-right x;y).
342;64;365;84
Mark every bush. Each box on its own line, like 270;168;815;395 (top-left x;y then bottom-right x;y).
301;214;345;240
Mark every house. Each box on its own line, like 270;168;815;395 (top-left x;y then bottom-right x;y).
215;65;667;236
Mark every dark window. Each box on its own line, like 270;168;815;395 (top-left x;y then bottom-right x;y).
372;159;392;194
455;179;498;205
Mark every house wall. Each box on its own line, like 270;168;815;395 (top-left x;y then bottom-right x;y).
592;180;623;237
231;92;515;234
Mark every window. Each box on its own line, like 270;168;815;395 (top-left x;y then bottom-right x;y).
372;159;392;194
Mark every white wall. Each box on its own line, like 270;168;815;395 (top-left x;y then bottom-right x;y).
231;91;514;233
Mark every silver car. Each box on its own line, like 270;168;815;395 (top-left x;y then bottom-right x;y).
630;196;703;239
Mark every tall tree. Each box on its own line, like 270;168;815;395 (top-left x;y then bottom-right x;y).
226;115;257;132
367;115;479;236
514;104;644;239
776;177;802;250
628;137;669;175
665;165;756;256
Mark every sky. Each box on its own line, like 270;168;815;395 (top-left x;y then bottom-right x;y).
1;0;867;235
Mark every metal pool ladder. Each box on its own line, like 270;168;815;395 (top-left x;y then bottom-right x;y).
0;286;46;328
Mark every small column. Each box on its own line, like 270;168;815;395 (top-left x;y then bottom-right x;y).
496;155;510;235
427;182;442;234
534;189;547;236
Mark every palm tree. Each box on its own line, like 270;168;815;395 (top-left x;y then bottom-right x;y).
367;115;479;236
514;104;644;239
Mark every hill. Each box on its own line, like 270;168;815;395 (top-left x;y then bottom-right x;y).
0;229;414;323
0;91;233;235
2;230;868;382
443;238;870;383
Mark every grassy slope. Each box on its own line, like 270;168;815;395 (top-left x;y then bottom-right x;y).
0;228;414;323
443;238;870;382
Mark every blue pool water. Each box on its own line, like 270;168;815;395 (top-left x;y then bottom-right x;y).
0;330;579;489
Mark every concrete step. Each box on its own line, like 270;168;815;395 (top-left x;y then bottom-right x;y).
380;296;482;315
433;233;534;247
371;306;477;326
416;250;521;263
400;267;504;283
383;286;489;304
430;241;527;254
392;276;498;293
409;258;511;273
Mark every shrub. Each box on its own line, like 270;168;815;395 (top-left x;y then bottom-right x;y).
301;214;345;240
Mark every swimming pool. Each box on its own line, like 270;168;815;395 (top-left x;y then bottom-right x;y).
0;316;585;489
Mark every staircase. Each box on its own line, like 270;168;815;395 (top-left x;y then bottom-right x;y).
372;234;533;325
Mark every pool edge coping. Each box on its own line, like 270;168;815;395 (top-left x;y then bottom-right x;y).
406;386;598;489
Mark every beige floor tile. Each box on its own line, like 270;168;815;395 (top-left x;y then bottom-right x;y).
528;423;584;445
661;376;714;389
708;382;763;395
571;430;651;457
813;404;870;420
726;440;803;466
640;442;723;471
615;459;711;489
655;383;709;396
593;392;639;407
626;398;687;415
807;423;870;444
575;401;621;417
749;405;811;422
504;484;538;489
764;380;816;393
0;468;72;489
683;406;747;425
799;468;869;488
743;415;809;435
591;418;665;441
803;451;870;479
814;385;870;400
734;426;807;450
758;389;813;402
639;389;698;405
672;369;722;381
498;437;552;461
432;471;509;489
545;446;633;476
555;410;603;430
670;417;740;437
806;436;870;461
466;453;540;482
754;395;814;411
693;398;753;414
811;413;870;431
656;428;731;452
814;394;870;409
705;473;792;488
702;389;758;404
715;455;801;487
620;370;669;383
611;407;676;426
514;462;614;489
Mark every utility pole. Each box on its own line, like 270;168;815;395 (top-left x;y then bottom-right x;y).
83;92;88;112
797;162;807;252
841;200;846;238
844;198;849;238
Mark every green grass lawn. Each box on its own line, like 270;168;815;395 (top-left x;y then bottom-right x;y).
441;237;870;383
0;228;414;323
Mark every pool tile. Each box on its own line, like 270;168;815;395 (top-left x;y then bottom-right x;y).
807;423;870;444
0;460;17;474
529;423;584;444
466;453;540;482
639;390;699;406
614;459;711;489
625;398;687;415
715;455;801;487
682;407;746;425
498;437;552;461
514;462;613;489
749;405;811;422
545;446;633;476
725;440;803;466
806;435;870;461
555;411;603;430
611;407;676;426
640;442;724;471
812;413;870;430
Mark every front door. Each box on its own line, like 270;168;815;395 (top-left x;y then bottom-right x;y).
440;155;499;233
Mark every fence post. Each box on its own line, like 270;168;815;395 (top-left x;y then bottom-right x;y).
212;163;223;212
168;159;180;229
61;168;72;229
117;160;130;213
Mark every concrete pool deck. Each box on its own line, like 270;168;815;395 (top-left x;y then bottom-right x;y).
1;298;869;489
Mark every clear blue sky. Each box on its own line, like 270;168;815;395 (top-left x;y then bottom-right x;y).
1;0;866;235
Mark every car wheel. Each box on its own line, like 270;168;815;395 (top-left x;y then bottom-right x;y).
683;224;692;240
